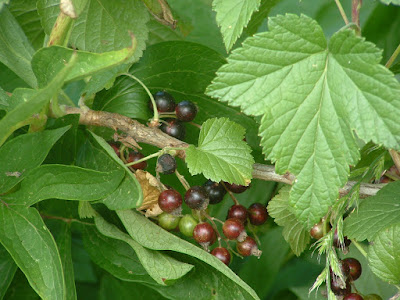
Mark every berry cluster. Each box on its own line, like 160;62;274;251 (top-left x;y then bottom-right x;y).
149;91;198;140
157;180;267;266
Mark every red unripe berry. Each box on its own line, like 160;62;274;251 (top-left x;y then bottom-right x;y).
343;258;362;281
109;142;120;157
344;293;364;300
224;182;249;194
236;236;261;257
127;151;147;170
211;247;231;266
158;189;182;213
248;203;268;225
227;205;248;223
193;223;216;245
223;218;246;241
310;220;325;239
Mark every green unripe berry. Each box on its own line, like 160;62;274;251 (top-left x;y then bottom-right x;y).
158;212;180;231
179;214;198;237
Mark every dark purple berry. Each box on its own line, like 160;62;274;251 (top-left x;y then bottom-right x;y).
236;236;261;257
343;258;362;281
158;189;182;213
108;142;120;157
211;247;231;266
184;186;208;210
333;229;351;248
157;154;177;175
127;151;147;170
193;223;216;245
344;293;364;300
248;203;268;225
330;276;351;296
148;91;176;112
175;101;198;122
203;180;226;204
223;218;246;241
160;118;186;140
227;205;248;223
224;182;249;194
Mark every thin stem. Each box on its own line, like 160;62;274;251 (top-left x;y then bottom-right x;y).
40;214;94;226
221;182;239;205
247;223;261;245
351;0;362;35
335;0;350;25
352;240;368;258
386;43;400;68
122;73;159;123
205;214;222;248
125;150;161;167
175;169;190;191
389;149;400;175
189;122;202;129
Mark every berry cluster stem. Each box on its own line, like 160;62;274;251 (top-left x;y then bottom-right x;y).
175;169;190;191
221;182;239;205
352;240;368;258
335;0;349;25
351;0;362;35
125;150;161;167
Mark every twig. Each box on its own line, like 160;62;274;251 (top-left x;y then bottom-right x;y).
335;0;349;25
351;0;362;35
40;213;94;225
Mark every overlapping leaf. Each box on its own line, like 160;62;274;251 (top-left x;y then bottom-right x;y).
267;185;310;256
213;0;260;51
0;244;17;299
368;224;400;284
186;117;254;185
0;205;64;300
206;14;400;227
344;181;400;241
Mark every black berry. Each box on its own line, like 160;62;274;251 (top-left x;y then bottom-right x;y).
227;205;248;223
175;101;198;122
248;203;268;225
149;91;176;112
160;118;186;140
127;151;147;170
203;180;226;204
184;186;209;210
157;154;177;174
343;258;362;281
330;276;351;296
344;294;364;300
158;189;182;214
236;236;261;257
224;182;249;194
211;247;231;266
193;223;216;245
179;215;198;237
223;218;246;241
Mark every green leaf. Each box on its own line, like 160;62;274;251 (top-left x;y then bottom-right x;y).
0;126;70;194
368;224;400;284
379;0;400;5
206;14;400;227
0;244;17;299
0;0;10;11
94;216;193;285
0;86;9;111
0;53;76;146
4;269;40;300
0;8;37;87
344;181;400;241
116;210;260;300
0;205;65;300
185;117;254;185
147;18;183;45
3;165;125;206
213;0;261;51
267;185;311;256
244;0;281;36
32;43;137;88
70;0;89;16
8;0;45;50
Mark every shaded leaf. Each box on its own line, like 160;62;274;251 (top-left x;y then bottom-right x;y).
0;205;64;300
267;185;311;256
379;0;400;5
0;244;17;299
207;14;400;227
244;0;281;36
186;117;254;185
3;269;40;300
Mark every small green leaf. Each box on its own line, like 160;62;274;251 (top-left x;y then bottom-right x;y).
0;244;17;299
344;181;400;241
0;126;70;194
206;14;400;227
0;53;76;146
368;224;400;284
94;216;193;285
3;165;124;206
244;0;281;36
32;42;136;88
186;117;254;185
213;0;261;51
267;185;311;256
0;205;65;300
116;210;260;300
379;0;400;5
0;7;36;87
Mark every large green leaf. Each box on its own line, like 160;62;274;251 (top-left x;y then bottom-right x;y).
368;224;400;284
94;216;193;285
344;181;400;241
267;185;311;256
116;210;260;300
0;126;70;194
32;43;136;88
0;53;76;146
186;117;254;185
3;165;124;206
206;14;400;227
0;206;64;300
0;8;36;87
213;0;260;51
0;86;9;111
244;0;281;36
0;0;10;11
0;244;17;300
